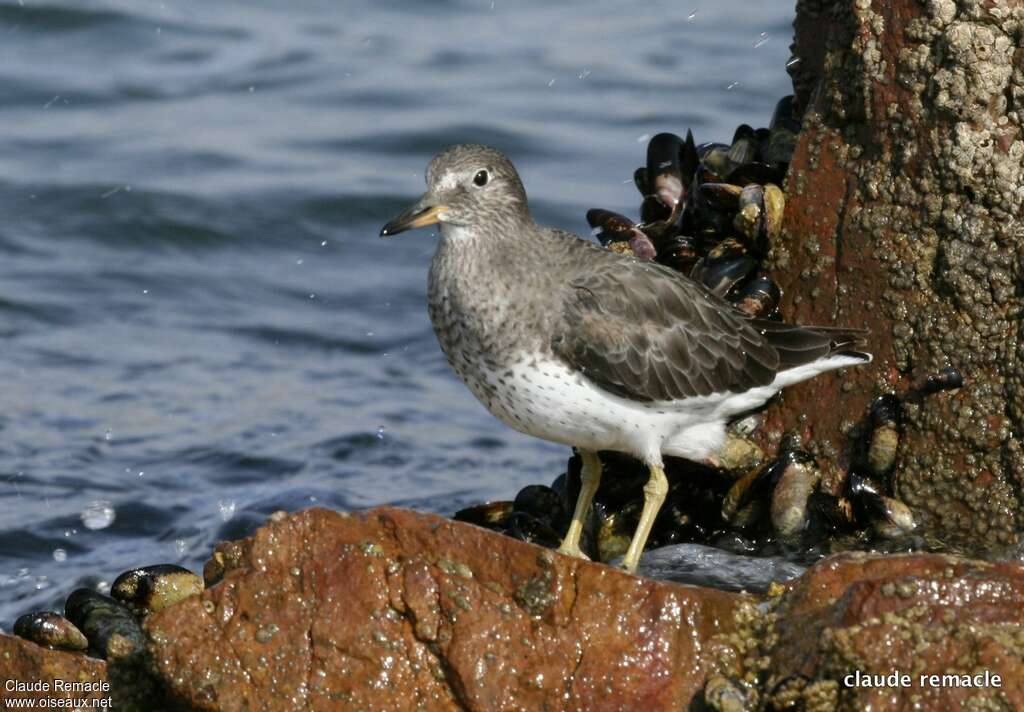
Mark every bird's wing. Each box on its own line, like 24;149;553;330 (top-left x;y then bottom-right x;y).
550;257;782;402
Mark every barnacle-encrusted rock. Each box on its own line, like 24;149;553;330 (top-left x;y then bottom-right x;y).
767;0;1024;555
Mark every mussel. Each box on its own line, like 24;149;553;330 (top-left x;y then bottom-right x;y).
728;124;760;166
730;275;780;318
453;501;514;529
586;209;656;260
911;366;964;399
14;611;88;652
769;448;820;540
847;470;916;538
866;394;901;477
64;588;146;660
645;130;699;225
111;564;203;617
690;238;758;297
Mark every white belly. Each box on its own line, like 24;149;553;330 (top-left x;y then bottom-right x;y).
461;352;866;466
462;354;721;464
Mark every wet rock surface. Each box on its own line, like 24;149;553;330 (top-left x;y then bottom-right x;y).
146;507;746;710
759;553;1024;711
0;634;108;706
3;508;1024;710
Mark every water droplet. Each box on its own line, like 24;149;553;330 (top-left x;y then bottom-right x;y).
726;81;740;91
104;430;113;441
248;86;255;93
687;10;697;21
786;56;802;68
547;78;556;87
137;471;145;479
636;133;651;143
376;425;387;440
320;240;328;247
218;499;237;522
142;289;149;295
80;501;115;530
309;293;316;299
578;68;591;80
174;539;187;556
366;331;375;337
753;32;769;48
296;259;304;265
52;548;67;563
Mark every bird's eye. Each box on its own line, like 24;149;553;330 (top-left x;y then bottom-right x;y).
473;170;489;187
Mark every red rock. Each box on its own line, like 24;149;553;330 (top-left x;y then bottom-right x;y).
146;507;749;711
762;552;1024;710
0;634;109;706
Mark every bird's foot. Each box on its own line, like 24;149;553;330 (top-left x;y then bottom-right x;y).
556;544;591;561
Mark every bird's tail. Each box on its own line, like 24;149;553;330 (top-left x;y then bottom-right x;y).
753;320;872;369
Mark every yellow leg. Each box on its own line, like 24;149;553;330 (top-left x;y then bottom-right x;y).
557;450;602;560
620;464;668;574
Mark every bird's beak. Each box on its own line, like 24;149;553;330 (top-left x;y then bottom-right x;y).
380;194;448;237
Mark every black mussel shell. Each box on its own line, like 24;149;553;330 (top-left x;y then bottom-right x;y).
805;491;856;537
847;470;915;537
64;588;146;660
764;127;797;170
698;182;743;212
657;235;701;274
453;501;514;529
722;459;776;526
727;137;759;168
914;367;964;398
640;195;672;224
870;393;901;428
505;512;563;549
680;129;700;181
646;132;687;213
111;564;203;616
731;123;756;145
691;238;758;297
14;612;88;651
725;161;785;187
633;166;650;196
769;94;801;134
696;143;730;180
586;208;637;246
729;275;780;318
513;484;568;532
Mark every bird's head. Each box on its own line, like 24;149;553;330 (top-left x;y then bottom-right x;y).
380;144;530;237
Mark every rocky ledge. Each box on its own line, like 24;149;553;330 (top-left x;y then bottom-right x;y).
3;507;1024;711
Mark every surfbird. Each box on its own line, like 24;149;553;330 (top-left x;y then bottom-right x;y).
380;144;870;573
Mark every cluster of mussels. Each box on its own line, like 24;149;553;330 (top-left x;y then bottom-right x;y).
12;564;202;658
457;98;965;565
586;95;797;315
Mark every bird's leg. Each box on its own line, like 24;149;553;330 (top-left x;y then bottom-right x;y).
557;450;602;560
620;463;668;574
